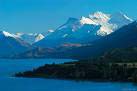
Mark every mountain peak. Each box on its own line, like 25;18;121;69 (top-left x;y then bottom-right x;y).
80;16;97;25
35;34;45;42
89;11;110;23
92;11;110;17
0;31;15;37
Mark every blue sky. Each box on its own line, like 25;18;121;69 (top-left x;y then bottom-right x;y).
0;0;137;33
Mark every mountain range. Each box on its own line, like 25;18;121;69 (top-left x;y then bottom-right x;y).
0;11;135;59
34;12;133;48
15;21;137;59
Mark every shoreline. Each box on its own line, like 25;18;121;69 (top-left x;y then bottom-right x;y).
15;60;137;84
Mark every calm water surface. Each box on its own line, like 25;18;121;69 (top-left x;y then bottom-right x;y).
0;59;137;91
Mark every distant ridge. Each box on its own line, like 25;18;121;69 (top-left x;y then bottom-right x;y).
0;31;31;57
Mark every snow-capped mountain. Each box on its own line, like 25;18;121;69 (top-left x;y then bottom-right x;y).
0;31;31;57
14;33;45;44
80;11;133;36
35;34;45;42
34;11;133;48
15;21;137;59
34;17;101;47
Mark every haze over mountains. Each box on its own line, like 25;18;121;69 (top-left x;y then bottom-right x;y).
0;11;135;59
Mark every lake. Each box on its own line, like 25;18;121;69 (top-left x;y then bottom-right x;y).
0;59;137;91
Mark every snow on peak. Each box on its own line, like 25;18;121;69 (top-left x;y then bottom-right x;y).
80;11;113;36
80;11;133;36
0;31;15;38
15;32;23;36
80;16;97;25
14;33;45;44
48;29;54;33
123;14;133;21
80;11;111;25
89;11;110;24
96;24;115;36
35;34;45;42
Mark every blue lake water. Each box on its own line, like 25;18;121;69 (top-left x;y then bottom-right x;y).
0;59;137;91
